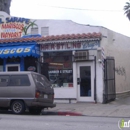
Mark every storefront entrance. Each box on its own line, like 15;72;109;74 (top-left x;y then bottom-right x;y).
0;44;40;72
77;62;94;102
6;64;20;71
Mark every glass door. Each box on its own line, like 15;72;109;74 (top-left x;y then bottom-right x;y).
77;62;94;102
6;64;20;71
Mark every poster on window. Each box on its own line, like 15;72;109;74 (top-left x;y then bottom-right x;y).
48;69;73;87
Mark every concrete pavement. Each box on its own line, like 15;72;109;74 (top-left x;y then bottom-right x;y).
42;96;130;117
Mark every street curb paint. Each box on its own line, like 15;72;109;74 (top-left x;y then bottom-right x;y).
42;111;83;116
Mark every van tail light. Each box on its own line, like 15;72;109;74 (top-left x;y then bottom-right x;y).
35;91;40;98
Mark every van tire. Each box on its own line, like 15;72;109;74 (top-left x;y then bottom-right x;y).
29;108;41;115
11;101;25;114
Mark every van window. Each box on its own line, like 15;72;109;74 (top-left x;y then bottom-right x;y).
32;74;51;87
0;75;9;86
9;75;30;86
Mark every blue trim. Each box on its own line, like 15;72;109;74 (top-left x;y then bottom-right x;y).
0;44;40;58
0;41;37;47
3;58;24;71
22;34;41;38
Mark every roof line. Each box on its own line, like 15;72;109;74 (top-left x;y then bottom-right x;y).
0;32;102;44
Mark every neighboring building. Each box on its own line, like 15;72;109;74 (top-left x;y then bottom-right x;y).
0;0;11;15
0;12;40;73
0;11;129;103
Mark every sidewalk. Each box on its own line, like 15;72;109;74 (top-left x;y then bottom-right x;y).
42;97;130;117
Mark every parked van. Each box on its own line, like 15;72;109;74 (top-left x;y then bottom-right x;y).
0;71;56;114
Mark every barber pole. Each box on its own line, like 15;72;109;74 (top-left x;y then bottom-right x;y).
101;48;106;70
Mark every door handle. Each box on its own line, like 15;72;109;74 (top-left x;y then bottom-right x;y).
77;78;81;85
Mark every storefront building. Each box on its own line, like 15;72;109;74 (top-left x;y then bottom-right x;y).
0;39;40;72
38;33;104;103
0;11;40;72
0;32;104;103
0;12;105;103
2;11;130;103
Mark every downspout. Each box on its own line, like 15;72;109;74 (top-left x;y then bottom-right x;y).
94;56;97;103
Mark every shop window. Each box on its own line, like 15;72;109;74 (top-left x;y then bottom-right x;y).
31;27;38;35
24;56;37;72
43;51;73;88
41;27;49;36
6;57;20;63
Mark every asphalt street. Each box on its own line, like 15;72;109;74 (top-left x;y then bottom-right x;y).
1;96;130;130
0;114;125;130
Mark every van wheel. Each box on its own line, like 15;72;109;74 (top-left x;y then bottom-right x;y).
29;108;41;115
11;101;25;114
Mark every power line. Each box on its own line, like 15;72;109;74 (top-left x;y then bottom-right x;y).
37;4;123;12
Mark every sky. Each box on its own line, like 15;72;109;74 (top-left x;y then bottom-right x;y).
10;0;130;37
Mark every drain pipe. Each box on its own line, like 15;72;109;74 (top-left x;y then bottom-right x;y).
94;56;97;103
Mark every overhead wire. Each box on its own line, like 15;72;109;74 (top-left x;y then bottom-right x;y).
36;4;123;12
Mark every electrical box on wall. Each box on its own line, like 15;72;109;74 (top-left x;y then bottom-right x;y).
74;51;89;61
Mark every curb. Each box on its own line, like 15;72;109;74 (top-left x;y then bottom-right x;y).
42;111;83;116
41;111;130;118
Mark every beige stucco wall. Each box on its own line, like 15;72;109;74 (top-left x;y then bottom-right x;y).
100;27;130;94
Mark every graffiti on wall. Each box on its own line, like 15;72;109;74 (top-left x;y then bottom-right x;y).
115;66;126;78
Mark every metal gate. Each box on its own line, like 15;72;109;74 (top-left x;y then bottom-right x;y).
40;63;49;80
103;57;116;103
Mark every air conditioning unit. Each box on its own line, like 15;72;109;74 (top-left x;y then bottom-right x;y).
74;51;89;61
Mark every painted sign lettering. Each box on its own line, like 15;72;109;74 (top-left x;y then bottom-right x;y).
40;41;100;51
0;17;30;24
48;69;72;74
0;16;30;39
1;32;22;39
1;23;24;30
0;47;31;55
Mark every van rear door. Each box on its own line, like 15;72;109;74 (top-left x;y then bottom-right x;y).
32;74;54;103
